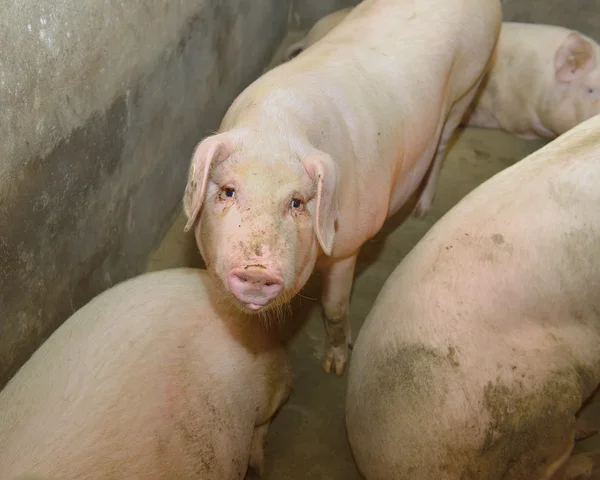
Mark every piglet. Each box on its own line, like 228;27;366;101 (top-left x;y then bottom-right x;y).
0;268;291;480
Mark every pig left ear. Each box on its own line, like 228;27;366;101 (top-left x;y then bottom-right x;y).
555;32;597;83
183;133;236;232
302;152;338;256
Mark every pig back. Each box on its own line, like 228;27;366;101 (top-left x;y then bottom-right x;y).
0;268;288;480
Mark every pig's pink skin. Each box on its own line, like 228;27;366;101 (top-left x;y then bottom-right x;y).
464;22;600;140
0;268;291;480
183;0;502;376
287;14;600;143
346;114;600;479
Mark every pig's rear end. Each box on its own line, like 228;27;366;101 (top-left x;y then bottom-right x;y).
346;114;600;479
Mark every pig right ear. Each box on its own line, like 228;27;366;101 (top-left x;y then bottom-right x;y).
302;152;338;256
555;32;597;83
182;134;235;232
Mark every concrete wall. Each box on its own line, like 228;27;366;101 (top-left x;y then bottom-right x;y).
502;0;600;41
0;0;290;388
291;0;600;38
290;0;361;29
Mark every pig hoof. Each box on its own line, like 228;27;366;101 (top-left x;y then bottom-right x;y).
323;345;348;376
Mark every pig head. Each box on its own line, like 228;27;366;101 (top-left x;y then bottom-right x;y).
183;132;338;312
544;31;600;135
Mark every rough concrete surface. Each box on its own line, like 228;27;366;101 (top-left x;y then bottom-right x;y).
0;0;289;388
502;0;600;40
146;25;600;479
290;0;361;29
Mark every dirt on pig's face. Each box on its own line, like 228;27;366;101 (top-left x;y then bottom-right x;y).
195;154;320;314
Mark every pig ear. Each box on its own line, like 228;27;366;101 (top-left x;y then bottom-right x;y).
555;32;597;83
182;134;235;232
302;152;338;256
285;42;305;61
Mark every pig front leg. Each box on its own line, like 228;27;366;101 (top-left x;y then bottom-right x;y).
320;254;357;376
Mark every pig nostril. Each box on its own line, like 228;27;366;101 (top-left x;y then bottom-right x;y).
265;282;274;287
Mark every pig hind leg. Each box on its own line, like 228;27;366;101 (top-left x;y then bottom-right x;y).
320;254;357;376
413;78;485;218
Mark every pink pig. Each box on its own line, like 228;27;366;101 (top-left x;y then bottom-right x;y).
285;13;600;142
464;22;600;139
345;113;600;480
0;269;291;480
183;0;501;375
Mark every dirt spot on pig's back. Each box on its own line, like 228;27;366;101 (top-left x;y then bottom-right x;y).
357;343;459;444
452;367;588;479
372;344;454;405
349;343;471;476
470;367;584;479
359;342;589;478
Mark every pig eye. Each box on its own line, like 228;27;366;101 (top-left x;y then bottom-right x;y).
291;198;304;210
221;187;235;199
587;88;596;94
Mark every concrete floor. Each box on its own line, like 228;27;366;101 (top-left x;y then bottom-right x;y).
145;30;600;479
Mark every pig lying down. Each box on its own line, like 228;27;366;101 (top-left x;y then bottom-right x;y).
345;113;600;479
464;22;600;140
0;268;291;480
288;11;600;141
182;0;501;375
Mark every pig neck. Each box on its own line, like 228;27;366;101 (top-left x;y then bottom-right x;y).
223;89;355;161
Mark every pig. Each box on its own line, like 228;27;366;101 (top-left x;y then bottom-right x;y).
182;0;502;376
345;112;600;479
463;22;600;140
0;268;291;480
284;7;352;61
286;13;600;142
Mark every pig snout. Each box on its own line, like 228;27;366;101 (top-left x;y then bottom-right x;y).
228;266;284;310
